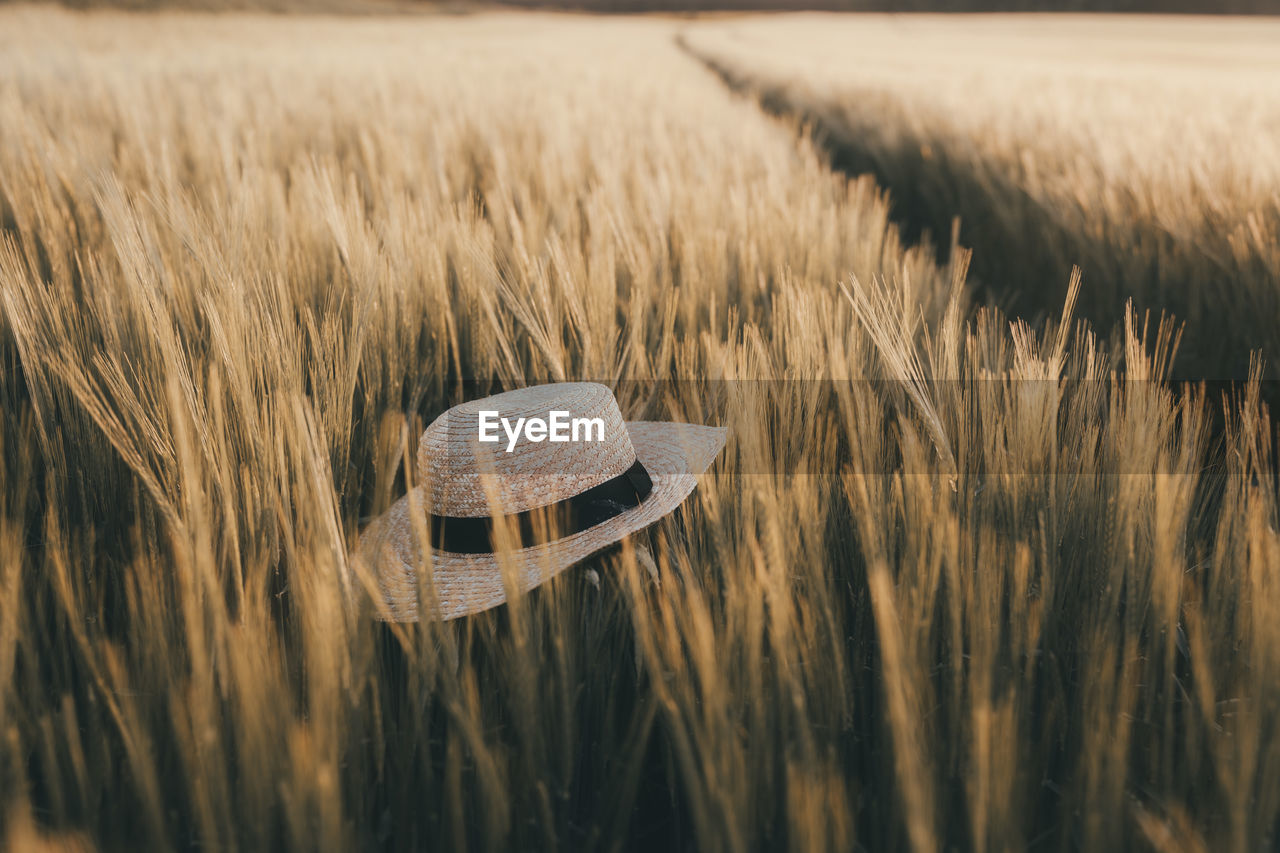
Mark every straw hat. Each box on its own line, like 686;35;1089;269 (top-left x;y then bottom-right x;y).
356;382;726;621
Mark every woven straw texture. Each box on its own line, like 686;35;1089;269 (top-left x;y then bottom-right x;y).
419;383;637;517
355;383;726;622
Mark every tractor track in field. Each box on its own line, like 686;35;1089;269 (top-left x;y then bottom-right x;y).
677;31;1277;394
676;33;1044;318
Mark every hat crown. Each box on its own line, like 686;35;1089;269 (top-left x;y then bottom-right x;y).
417;382;636;518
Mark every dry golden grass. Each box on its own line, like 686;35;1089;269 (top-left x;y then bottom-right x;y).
1;7;1278;851
684;14;1280;381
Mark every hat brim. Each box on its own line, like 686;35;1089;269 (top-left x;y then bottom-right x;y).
355;421;726;622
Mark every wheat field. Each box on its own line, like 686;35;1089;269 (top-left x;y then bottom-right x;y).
685;14;1280;382
2;7;1279;851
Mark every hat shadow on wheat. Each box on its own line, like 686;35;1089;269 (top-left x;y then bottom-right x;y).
355;382;726;622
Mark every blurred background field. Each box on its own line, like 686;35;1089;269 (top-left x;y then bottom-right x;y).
684;13;1280;380
2;6;1279;852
